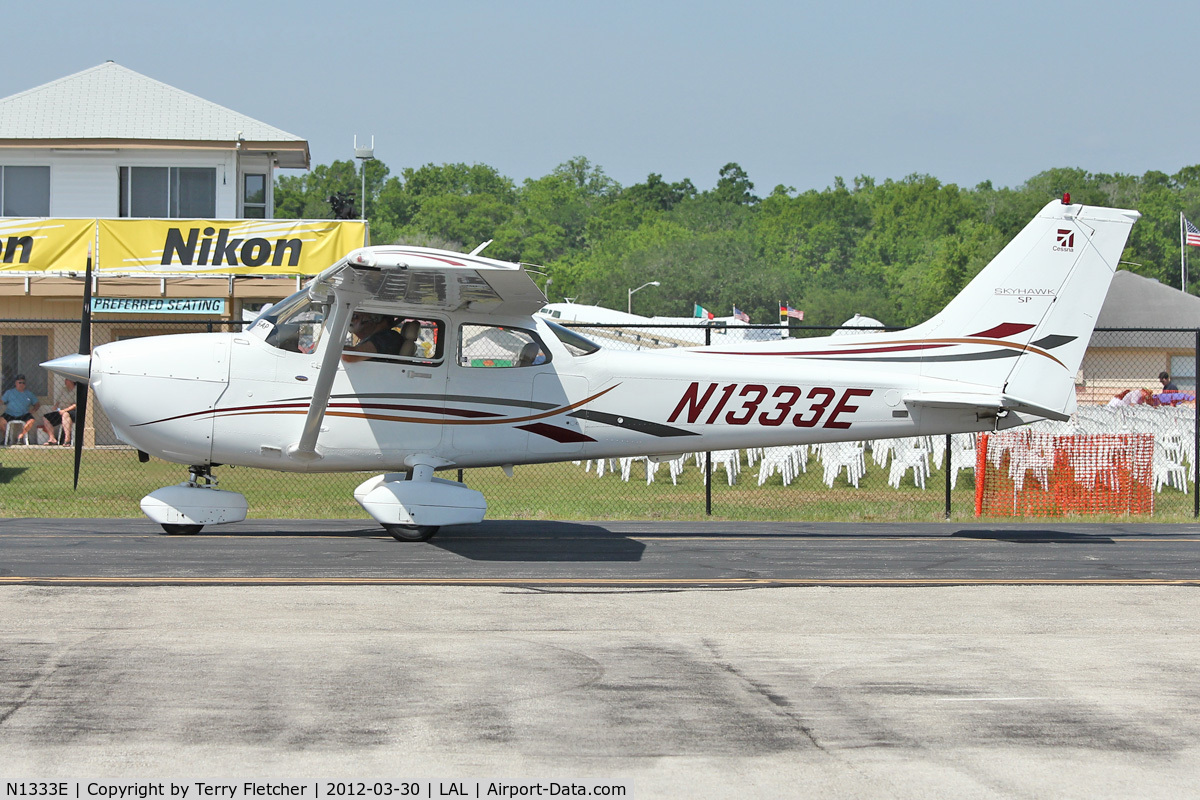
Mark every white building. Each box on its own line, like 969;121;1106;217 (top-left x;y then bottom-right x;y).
0;63;361;443
0;61;307;223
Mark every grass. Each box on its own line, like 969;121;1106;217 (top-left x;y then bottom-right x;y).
2;445;1196;523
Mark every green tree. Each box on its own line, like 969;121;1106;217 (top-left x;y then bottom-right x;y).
273;159;387;220
372;162;516;247
492;157;619;264
707;162;759;206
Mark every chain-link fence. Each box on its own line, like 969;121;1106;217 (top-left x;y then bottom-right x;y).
2;319;1197;521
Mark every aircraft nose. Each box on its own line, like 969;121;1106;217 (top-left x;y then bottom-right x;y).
42;353;92;383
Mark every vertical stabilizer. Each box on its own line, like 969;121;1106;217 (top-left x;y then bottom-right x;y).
908;199;1139;418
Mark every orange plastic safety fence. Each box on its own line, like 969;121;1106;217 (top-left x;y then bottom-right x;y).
975;430;1154;516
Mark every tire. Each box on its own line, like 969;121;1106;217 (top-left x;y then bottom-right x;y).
161;523;203;535
384;524;439;542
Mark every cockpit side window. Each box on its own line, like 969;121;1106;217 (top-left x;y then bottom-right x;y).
459;324;549;368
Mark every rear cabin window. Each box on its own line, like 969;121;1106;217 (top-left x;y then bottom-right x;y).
459;324;549;368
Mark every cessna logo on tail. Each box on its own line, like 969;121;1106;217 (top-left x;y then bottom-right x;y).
161;227;303;267
1054;229;1075;251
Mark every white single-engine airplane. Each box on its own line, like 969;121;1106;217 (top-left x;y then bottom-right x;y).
44;197;1138;540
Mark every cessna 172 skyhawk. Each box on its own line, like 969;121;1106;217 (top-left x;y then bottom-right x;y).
44;197;1138;540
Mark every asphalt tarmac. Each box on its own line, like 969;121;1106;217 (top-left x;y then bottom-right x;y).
3;518;1200;585
3;519;1200;798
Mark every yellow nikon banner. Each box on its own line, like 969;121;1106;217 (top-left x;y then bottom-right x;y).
98;219;368;275
0;218;94;272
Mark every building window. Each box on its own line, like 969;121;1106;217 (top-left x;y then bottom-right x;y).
1169;355;1196;392
1;166;51;217
119;167;216;218
243;173;267;218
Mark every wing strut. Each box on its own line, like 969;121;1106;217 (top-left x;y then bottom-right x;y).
286;296;354;461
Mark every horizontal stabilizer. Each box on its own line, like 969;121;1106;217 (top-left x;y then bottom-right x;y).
903;392;1071;423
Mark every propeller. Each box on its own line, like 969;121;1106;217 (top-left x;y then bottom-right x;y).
73;251;93;489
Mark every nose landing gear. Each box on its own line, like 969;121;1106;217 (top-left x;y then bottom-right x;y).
141;464;248;536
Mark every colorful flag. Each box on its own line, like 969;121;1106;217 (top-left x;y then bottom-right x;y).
779;303;804;321
1187;217;1200;247
693;303;714;320
732;306;750;322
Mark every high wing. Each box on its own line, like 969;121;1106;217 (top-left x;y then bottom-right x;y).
288;246;547;459
309;245;547;317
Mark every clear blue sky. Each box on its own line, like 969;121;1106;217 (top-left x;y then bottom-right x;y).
3;0;1195;192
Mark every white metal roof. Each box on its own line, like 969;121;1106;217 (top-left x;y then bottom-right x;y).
0;62;309;167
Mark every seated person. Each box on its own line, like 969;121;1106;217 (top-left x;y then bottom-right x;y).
2;374;40;445
343;312;402;362
516;341;544;367
41;378;78;446
398;320;421;358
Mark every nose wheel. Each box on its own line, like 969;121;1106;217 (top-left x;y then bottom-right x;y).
142;464;247;536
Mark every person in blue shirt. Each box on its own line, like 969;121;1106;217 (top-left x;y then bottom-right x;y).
2;374;41;445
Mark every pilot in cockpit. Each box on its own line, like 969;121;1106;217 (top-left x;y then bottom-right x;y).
343;312;402;362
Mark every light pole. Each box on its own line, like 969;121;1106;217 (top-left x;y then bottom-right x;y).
628;281;660;314
354;135;375;222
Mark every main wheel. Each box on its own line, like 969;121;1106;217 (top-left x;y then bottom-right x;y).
384;524;439;542
161;523;203;535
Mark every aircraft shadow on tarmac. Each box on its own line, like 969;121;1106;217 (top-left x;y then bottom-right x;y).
951;529;1116;544
429;521;647;562
197;520;649;563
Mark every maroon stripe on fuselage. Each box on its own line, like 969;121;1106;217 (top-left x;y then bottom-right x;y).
516;422;597;443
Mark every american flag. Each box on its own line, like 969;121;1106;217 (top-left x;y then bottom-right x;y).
779;303;804;321
1187;217;1200;247
732;306;750;322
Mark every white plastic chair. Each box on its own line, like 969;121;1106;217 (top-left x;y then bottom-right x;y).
757;446;797;486
888;438;930;489
1153;448;1188;494
708;450;741;486
4;420;25;446
821;442;865;488
947;433;976;490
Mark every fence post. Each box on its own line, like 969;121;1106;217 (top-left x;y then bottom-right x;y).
705;325;713;516
944;433;952;519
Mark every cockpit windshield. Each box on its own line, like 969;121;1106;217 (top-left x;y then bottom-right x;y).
545;319;600;356
252;288;327;354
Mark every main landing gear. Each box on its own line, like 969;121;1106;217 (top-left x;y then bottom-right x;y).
382;523;441;542
140;464;248;536
354;458;486;542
